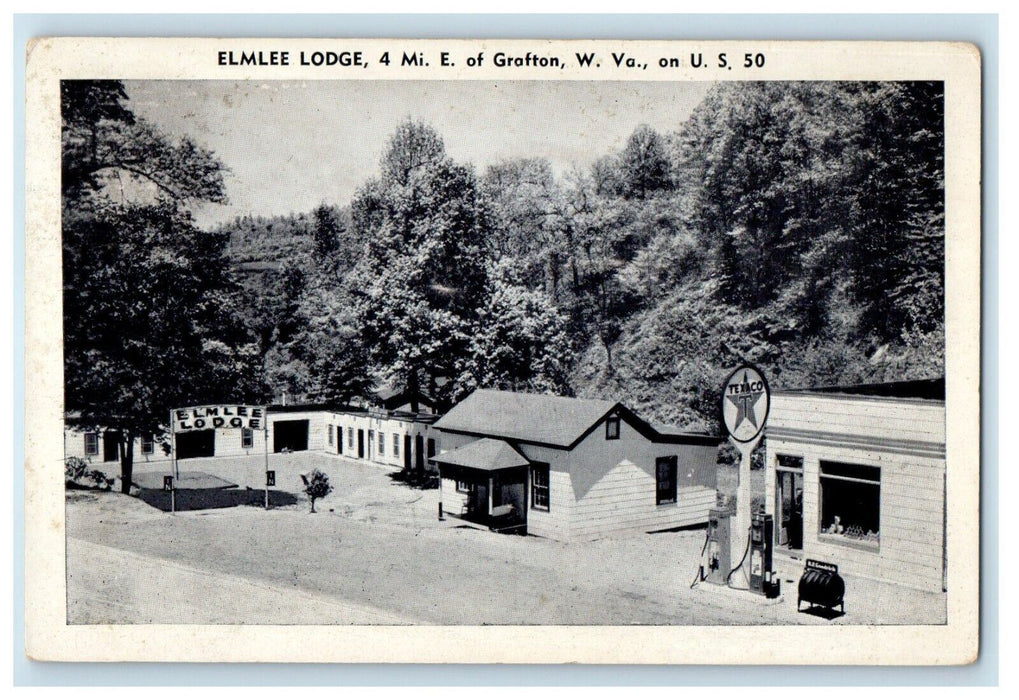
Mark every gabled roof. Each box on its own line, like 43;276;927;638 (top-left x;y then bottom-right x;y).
434;389;721;449
433;389;618;448
431;438;531;472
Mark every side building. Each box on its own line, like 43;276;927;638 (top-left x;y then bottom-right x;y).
431;389;720;541
63;395;440;477
764;378;946;593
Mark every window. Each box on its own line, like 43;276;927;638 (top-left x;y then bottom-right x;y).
328;425;334;446
605;415;620;440
241;428;254;449
777;454;804;470
819;461;880;547
456;479;473;494
656;456;678;505
348;427;354;449
531;463;550;511
393;433;400;458
141;434;154;455
84;432;98;456
378;431;385;456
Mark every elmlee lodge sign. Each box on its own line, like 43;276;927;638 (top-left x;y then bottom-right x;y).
171;405;266;432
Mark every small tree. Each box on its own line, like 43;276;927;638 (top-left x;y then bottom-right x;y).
302;469;333;513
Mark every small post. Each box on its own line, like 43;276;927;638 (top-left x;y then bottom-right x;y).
164;475;175;515
168;410;177;514
438;501;444;521
263;424;270;510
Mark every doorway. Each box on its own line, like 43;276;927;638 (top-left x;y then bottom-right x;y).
102;430;121;462
776;465;804;550
175;429;215;460
273;419;309;453
357;429;365;458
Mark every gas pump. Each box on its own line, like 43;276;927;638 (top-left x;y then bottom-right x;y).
700;507;733;585
749;513;779;597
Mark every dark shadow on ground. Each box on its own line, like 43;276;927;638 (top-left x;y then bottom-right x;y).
387;470;439;490
797;604;846;621
136;487;300;512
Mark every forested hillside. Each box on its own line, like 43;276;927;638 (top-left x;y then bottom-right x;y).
217;81;945;431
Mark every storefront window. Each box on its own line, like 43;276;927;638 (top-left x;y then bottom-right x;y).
819;461;880;547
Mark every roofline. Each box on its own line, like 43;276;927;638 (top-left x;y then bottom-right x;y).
771;390;945;406
433;426;572;451
436;404;721;451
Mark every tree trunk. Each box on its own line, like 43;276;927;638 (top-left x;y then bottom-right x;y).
119;432;135;495
310;498;316;514
603;338;615;376
408;370;420;413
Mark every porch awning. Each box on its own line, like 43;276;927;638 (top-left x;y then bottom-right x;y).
432;438;530;472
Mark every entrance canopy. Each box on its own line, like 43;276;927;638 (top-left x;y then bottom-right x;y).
432;438;530;472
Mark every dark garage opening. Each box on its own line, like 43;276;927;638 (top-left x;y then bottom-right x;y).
175;429;215;460
274;419;309;453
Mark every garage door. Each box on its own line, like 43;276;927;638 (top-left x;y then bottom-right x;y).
273;419;309;453
175;429;215;459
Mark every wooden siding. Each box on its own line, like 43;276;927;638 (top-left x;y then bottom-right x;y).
765;393;946;592
566;417;718;541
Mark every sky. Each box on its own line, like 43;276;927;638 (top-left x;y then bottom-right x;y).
125;80;713;228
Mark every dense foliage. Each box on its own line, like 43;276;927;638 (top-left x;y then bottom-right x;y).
62;80;262;491
67;80;944;450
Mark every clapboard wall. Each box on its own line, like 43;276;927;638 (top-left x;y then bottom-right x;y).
567;418;718;541
765;391;946;592
434;419;719;542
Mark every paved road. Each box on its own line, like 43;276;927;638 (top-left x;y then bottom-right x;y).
66;537;420;625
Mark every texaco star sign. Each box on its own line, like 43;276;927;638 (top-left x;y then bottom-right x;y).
721;365;771;443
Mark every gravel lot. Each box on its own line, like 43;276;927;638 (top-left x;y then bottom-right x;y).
65;454;946;626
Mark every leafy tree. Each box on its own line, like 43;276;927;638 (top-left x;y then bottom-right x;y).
617;124;673;199
460;263;574;396
62;80;261;493
302;469;333;513
350;119;491;406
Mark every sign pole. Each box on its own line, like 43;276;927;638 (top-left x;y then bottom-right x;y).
730;434;762;587
168;410;176;514
719;365;771;590
264;423;270;510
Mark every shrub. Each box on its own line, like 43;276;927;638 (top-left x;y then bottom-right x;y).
65;456;90;482
65;457;113;491
302;469;333;513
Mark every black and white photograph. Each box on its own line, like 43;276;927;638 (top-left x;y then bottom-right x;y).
24;38;982;664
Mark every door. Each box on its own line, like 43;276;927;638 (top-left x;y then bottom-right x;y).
403;435;412;471
102;430;120;462
415;434;424;471
357;429;365;458
337;429;343;455
776;469;804;550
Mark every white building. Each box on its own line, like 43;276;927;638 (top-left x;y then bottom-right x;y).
764;378;946;592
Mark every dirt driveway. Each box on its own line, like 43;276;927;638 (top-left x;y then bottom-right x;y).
65;454;946;626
